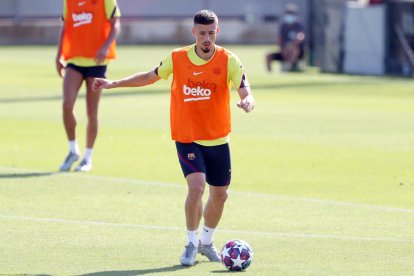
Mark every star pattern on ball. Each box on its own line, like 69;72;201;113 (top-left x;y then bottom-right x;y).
221;247;231;258
231;252;245;269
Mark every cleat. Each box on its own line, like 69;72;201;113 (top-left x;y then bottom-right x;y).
74;159;92;172
59;151;80;172
198;242;221;262
180;242;197;266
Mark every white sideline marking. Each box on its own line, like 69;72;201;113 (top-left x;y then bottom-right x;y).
231;191;414;214
1;213;413;244
1;165;414;214
72;173;183;189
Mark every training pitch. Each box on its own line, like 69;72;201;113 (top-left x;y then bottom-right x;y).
0;45;413;275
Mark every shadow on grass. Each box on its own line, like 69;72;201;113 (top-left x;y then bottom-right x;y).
253;79;368;91
0;79;367;104
0;172;55;179
77;264;194;275
0;89;167;104
6;274;52;276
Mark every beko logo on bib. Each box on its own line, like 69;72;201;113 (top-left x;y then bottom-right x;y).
183;79;217;102
72;12;93;27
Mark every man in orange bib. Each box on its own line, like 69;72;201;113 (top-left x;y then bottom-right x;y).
93;10;255;266
56;0;121;172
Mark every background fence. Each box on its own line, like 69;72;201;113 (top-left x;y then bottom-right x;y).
1;0;413;76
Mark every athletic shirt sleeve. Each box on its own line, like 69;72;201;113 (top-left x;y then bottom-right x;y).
156;53;174;80
62;0;67;20
228;53;250;89
105;0;121;19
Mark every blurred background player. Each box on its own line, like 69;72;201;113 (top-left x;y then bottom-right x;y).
92;10;255;267
56;0;121;172
266;3;305;72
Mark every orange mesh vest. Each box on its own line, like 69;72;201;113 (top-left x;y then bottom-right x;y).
62;0;116;60
170;46;231;143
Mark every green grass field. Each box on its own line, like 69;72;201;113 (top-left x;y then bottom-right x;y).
0;45;413;275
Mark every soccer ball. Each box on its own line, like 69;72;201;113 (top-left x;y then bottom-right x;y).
221;239;253;271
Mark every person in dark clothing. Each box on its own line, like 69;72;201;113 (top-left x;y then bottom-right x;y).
266;3;305;72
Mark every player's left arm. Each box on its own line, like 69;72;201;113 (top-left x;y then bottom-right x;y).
228;54;255;113
237;85;255;113
95;1;121;64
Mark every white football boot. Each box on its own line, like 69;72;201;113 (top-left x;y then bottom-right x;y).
59;151;80;172
198;242;221;262
180;242;198;266
74;159;92;172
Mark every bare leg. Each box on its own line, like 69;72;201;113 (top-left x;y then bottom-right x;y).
180;171;205;266
182;174;226;264
62;68;83;141
85;78;101;149
203;185;229;229
185;172;206;231
266;53;273;72
290;45;301;70
291;46;300;62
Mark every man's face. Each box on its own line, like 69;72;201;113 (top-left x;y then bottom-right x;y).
192;23;219;54
283;12;298;24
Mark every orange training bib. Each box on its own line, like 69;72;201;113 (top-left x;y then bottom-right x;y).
62;0;116;60
170;46;231;143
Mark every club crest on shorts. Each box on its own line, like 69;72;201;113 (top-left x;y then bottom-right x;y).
187;153;196;160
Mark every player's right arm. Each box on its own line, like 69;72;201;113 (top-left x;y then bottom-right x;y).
55;0;67;78
93;52;173;92
55;24;65;78
93;70;161;92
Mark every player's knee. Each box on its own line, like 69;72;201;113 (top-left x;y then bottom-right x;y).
188;184;205;199
213;190;228;204
86;110;98;121
266;53;272;61
62;101;74;113
86;105;99;120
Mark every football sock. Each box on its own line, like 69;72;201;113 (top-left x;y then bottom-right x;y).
186;229;198;247
83;148;93;163
69;140;80;155
200;225;215;245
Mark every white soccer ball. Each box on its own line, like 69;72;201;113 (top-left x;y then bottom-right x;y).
221;239;253;271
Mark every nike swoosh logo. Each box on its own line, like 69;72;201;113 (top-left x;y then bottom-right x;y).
78;1;86;6
193;72;203;76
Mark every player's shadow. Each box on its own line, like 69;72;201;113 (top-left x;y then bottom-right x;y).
0;89;167;104
5;274;52;276
0;172;55;179
77;264;195;276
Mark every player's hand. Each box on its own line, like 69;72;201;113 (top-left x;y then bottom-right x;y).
237;94;255;113
94;47;108;65
55;57;64;78
92;78;115;92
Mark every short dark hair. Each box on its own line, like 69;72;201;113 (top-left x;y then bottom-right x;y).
284;3;299;14
194;10;218;25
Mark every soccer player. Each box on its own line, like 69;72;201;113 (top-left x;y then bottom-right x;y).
93;10;255;266
55;0;121;172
